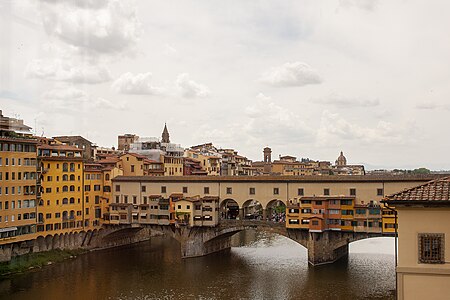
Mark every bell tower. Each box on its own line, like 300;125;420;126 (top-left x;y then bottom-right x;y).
263;147;272;163
162;123;170;143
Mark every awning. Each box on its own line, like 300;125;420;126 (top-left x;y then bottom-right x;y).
132;213;138;216
0;227;17;233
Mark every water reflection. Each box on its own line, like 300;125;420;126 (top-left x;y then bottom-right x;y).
0;231;395;300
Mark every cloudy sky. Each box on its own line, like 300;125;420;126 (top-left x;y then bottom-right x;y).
1;0;450;170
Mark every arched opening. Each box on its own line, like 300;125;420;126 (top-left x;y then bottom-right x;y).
70;185;75;192
220;199;239;219
70;174;75;181
242;199;263;220
63;163;68;172
62;174;68;181
105;173;110;181
266;199;286;223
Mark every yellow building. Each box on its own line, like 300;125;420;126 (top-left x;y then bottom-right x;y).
119;153;164;176
382;177;450;300
184;150;220;175
37;141;85;234
0;134;38;243
163;155;183;176
84;163;104;228
382;206;397;234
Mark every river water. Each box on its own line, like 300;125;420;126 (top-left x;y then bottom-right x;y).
0;231;396;300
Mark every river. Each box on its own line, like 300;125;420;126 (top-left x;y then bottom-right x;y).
0;231;396;300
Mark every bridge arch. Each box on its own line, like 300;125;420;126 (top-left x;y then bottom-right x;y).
220;198;240;220
266;199;286;223
242;199;263;220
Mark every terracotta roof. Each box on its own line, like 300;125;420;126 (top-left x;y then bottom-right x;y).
382;177;450;205
112;174;445;183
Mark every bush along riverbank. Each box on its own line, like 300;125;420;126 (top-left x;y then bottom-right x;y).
0;249;87;277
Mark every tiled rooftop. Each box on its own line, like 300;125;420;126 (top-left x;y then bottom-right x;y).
383;177;450;203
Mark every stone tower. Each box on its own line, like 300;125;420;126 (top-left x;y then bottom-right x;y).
263;147;272;163
335;151;347;166
162;123;170;143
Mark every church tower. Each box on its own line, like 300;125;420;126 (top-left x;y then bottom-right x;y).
263;147;272;163
162;123;170;143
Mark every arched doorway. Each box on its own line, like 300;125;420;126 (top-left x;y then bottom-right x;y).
266;199;286;223
220;199;239;219
242;199;263;220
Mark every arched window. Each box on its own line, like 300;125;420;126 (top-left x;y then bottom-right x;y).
70;174;75;181
70;163;75;172
70;210;75;219
63;163;68;172
38;213;44;223
70;197;75;204
105;174;110;181
63;211;68;220
62;174;68;181
70;185;75;192
63;186;68;192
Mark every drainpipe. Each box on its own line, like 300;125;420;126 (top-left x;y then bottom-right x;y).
384;204;398;299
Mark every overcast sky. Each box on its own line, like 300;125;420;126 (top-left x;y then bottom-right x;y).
1;0;449;170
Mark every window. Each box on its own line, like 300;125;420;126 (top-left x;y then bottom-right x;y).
131;165;135;172
226;187;232;194
161;186;166;193
115;185;120;192
377;188;383;196
142;185;146;192
204;187;209;194
273;187;279;195
95;196;100;204
249;187;255;195
298;188;304;196
182;187;188;193
289;208;299;213
324;188;330;196
187;205;190;209
419;233;445;264
133;196;137;204
84;185;90;191
315;200;323;205
124;196;128;203
86;196;89;203
177;205;181;209
312;220;319;226
350;188;356;196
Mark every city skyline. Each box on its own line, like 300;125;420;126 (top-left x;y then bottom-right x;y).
1;1;450;170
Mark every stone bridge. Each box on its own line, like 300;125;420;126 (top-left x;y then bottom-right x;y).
104;220;387;266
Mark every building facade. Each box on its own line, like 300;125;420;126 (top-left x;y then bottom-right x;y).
0;112;38;243
382;177;450;300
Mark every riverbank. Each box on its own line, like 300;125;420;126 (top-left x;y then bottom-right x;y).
0;248;87;278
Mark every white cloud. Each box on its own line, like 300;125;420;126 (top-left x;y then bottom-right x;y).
42;85;123;111
39;0;141;55
25;58;112;84
260;62;322;87
195;93;314;152
311;93;380;108
415;102;450;110
175;73;210;98
339;0;378;11
316;110;415;147
112;72;164;95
